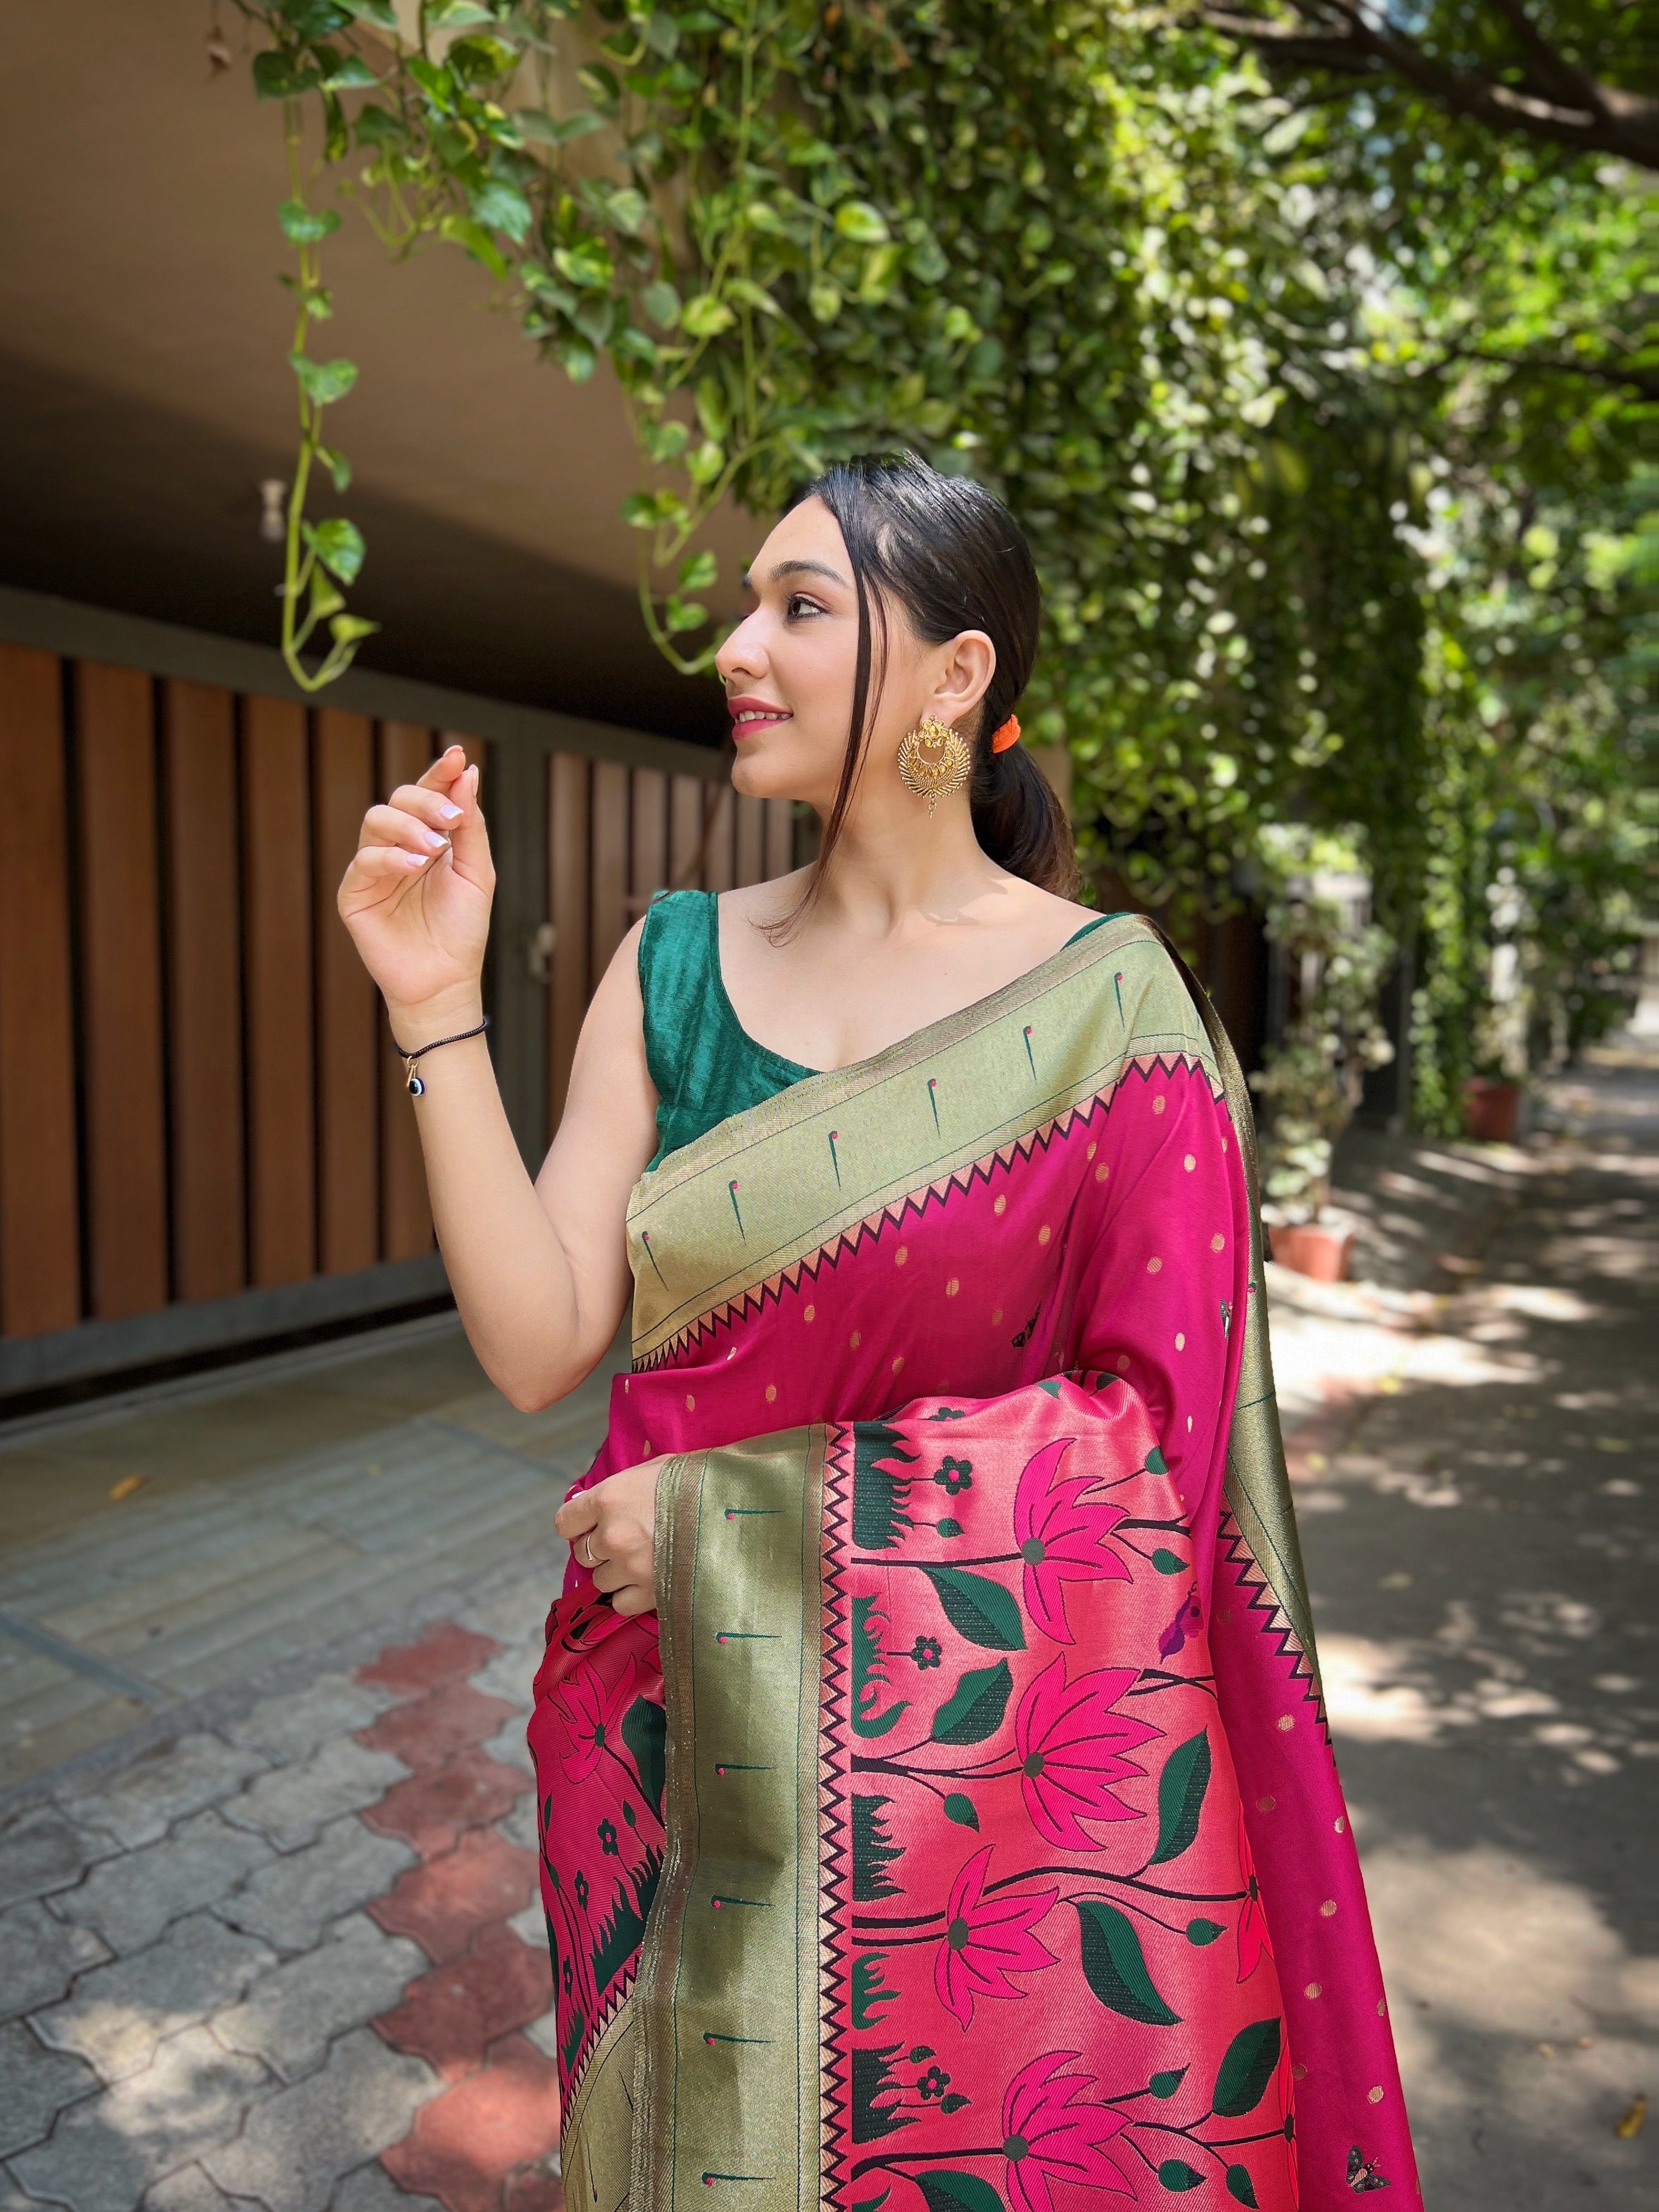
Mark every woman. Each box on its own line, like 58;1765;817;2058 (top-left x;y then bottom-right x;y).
340;456;1415;2210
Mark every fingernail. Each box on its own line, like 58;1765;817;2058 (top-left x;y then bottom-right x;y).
422;828;447;849
437;801;462;821
403;851;428;868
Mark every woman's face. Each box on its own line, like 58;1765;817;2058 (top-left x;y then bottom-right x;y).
715;496;991;811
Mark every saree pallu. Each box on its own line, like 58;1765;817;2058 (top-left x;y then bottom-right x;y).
529;917;1418;2210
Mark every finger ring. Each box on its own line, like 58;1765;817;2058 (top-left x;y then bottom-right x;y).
579;1535;596;1568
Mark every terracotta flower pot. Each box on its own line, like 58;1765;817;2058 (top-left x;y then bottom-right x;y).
1463;1077;1522;1144
1271;1221;1355;1283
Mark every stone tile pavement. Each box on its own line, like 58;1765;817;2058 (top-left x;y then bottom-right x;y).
2;1600;564;2212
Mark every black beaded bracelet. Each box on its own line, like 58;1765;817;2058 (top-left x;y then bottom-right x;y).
392;1015;489;1096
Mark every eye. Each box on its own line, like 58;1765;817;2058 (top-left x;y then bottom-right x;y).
785;591;827;621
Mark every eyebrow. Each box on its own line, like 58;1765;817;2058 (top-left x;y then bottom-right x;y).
740;557;850;592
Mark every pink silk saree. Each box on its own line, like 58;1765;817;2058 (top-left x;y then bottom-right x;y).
528;915;1417;2210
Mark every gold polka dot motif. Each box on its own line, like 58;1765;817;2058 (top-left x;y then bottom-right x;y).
1147;1257;1163;1274
1037;1224;1051;1246
1319;1899;1338;1917
765;1385;777;1404
992;1194;1007;1216
895;1245;909;1267
1152;1096;1166;1114
804;1305;815;1323
1210;1233;1226;1252
945;1277;960;1297
1094;1162;1109;1183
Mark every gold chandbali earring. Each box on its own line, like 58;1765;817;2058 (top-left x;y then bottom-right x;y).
896;715;972;817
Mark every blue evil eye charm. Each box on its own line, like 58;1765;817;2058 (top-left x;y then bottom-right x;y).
407;1073;425;1097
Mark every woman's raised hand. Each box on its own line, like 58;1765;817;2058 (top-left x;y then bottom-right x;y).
554;1460;664;1617
337;744;494;1037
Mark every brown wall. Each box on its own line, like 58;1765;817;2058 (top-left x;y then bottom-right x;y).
0;648;792;1347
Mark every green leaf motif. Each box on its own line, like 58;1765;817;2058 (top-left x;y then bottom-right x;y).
303;517;365;583
943;1793;979;1830
921;1567;1025;1652
1186;1917;1225;1946
620;1696;665;1820
1151;1548;1186;1575
851;1595;909;1740
1149;2067;1188;2099
930;1661;1013;1746
279;200;341;244
1071;1898;1181;2026
1211;2018;1282;2118
1157;2163;1204;2193
1226;2166;1261;2207
1145;1447;1169;1475
915;2177;1005;2212
1150;1729;1211;1866
850;1952;896;2031
852;1795;904;1903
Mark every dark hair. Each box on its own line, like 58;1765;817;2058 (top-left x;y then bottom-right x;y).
790;452;1077;899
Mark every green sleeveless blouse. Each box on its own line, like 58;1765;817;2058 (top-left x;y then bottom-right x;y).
639;890;1116;1170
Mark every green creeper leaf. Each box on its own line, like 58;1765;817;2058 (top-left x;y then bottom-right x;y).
678;549;716;592
642;280;681;329
681;294;737;338
1149;2067;1188;2099
915;2177;1005;2212
339;0;397;26
930;1661;1013;1746
727;276;782;319
663;596;708;635
809;282;842;324
289;353;358;407
438;215;508;278
316;446;352;492
602;188;650;236
834;199;890;245
942;1793;978;1830
252;52;319;101
557;333;597;382
554;238;614;291
303;517;365;584
278;201;341;244
320;55;380;91
353;105;406;146
1071;1899;1181;2027
1157;2164;1204;2193
1211;2018;1282;2118
1226;2167;1260;2208
424;1;495;25
512;107;605;146
919;1568;1025;1652
1186;1917;1225;1946
472;181;534;244
578;63;622;106
686;439;725;487
645;9;680;58
328;613;379;646
1151;1549;1186;1575
1150;1730;1211;1866
308;571;346;623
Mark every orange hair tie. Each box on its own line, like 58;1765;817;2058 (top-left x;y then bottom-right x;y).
990;714;1022;753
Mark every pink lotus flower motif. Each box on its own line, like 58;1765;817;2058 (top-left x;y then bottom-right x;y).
1236;1805;1274;1983
1001;2050;1135;2212
1013;1437;1132;1644
550;1653;637;1784
1014;1657;1162;1849
933;1844;1058;2029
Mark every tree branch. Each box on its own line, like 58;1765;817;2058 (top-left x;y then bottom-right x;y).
1199;3;1659;170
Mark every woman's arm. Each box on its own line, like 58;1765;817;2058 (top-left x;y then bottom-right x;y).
338;745;657;1411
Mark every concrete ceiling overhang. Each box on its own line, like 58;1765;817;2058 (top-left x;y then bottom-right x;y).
0;2;758;737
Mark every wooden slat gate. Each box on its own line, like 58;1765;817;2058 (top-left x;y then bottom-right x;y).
0;590;793;1400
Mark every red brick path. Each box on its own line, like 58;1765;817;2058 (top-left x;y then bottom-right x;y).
353;1624;563;2212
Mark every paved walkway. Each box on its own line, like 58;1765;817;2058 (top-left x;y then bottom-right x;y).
0;1081;1651;2211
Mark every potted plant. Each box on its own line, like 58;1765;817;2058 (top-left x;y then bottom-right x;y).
1463;1069;1523;1143
1250;848;1397;1284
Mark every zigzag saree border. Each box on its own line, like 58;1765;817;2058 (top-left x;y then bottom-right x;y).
630;1053;1215;1372
1215;1502;1329;1738
562;1971;635;2127
817;1425;854;2209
